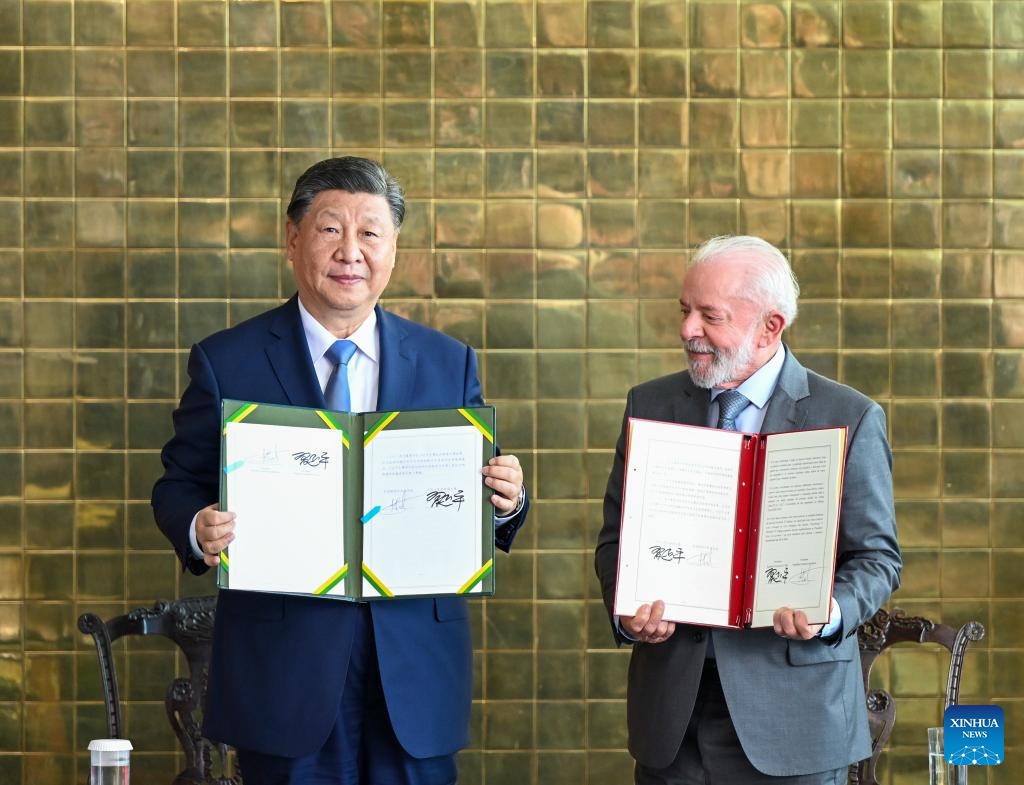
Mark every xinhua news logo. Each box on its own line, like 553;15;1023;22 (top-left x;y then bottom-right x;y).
944;705;1004;766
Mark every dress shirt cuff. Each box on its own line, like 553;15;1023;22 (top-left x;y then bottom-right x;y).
494;486;526;525
817;597;842;638
188;513;204;559
615;617;639;642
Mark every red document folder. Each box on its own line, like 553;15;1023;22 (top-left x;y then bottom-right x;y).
614;418;847;629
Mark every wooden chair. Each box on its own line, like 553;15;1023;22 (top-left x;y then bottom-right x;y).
850;607;986;785
78;596;241;785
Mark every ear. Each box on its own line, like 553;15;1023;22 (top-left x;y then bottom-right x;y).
285;220;299;261
760;311;786;345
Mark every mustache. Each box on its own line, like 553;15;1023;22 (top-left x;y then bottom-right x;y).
684;340;717;356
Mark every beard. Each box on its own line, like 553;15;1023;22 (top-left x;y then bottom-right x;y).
685;326;759;389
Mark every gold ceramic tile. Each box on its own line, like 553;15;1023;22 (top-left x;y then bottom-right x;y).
892;352;937;397
177;0;225;46
843;50;889;98
588;51;636;98
536;51;585;98
689;101;737;147
24;201;73;250
942;152;992;199
332;51;381;95
486;0;534;47
587;151;634;198
0;99;21;146
841;302;888;348
281;1;328;46
688;151;737;197
228;0;276;46
892;51;941;99
281;51;330;97
892;302;939;349
741;151;787;197
487;151;534;197
332;0;381;47
996;200;1024;250
486;251;534;298
891;401;938;448
586;301;635;348
791;100;840;147
639;51;687;98
792;50;838;98
126;201;176;248
435;201;484;248
894;1;941;48
840;351;889;397
25;452;73;500
436;102;483;147
791;152;838;198
893;202;940;249
841;201;890;248
24;251;69;298
740;101;787;147
332;103;381;147
230;50;278;97
790;301;838;349
741;51;787;98
487;51;533;98
944;1;992;48
588;201;636;248
943;350;992;397
230;100;279;146
24;49;71;97
639;200;686;248
75;201;125;248
24;100;74;146
638;0;685;47
537;202;584;249
485;201;534;248
23;351;72;397
74;50;124;97
127;0;174;45
588;251;637;298
230;201;278;249
892;450;940;497
942;251;992;299
537;251;585;297
740;200;787;246
126;50;176;98
537;0;584;47
179;151;226;198
24;0;71;45
24;402;70;449
536;100;582;145
690;51;738;98
486;101;534;147
792;1;839;47
791;201;838;247
178;50;227;97
942;402;991;449
588;0;633;47
996;50;1024;98
639;101;686;147
843;1;890;48
942;302;991;347
386;51;432;97
946;52;992;100
435;51;483;98
995;352;1024;399
283;101;330;147
687;200;738;244
691;0;738;48
25;151;73;198
127;99;174;146
133;99;179;146
995;301;1024;349
589;101;636;145
844;101;890;148
76;251;125;298
638;150;687;198
996;100;1024;149
944;100;992;148
435;151;484;197
943;202;992;250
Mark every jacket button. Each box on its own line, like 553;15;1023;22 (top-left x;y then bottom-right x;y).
692;631;705;642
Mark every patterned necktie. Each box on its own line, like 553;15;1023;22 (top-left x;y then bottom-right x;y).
323;339;358;412
715;390;749;431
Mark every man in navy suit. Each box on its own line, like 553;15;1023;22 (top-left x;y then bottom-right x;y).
153;156;529;785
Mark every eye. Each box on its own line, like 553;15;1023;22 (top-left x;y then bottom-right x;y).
321;225;339;234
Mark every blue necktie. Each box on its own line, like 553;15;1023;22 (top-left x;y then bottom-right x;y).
324;339;358;412
716;390;749;431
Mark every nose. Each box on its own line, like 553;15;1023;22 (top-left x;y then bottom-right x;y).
680;311;702;342
332;231;363;264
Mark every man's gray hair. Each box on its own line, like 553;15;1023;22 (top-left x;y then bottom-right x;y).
286;156;405;229
691;235;800;325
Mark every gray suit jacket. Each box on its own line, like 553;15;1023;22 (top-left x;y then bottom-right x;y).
595;348;902;776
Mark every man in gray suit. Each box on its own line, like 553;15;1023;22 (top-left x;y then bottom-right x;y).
595;235;902;785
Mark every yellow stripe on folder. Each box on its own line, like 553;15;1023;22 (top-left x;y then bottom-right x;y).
219;551;229;570
458;408;494;443
316;410;350;449
361;563;394;597
364;412;400;446
223;403;259;434
457;559;494;594
313;564;349;595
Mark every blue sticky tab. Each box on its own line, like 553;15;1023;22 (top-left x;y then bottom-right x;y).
223;460;244;474
361;505;381;524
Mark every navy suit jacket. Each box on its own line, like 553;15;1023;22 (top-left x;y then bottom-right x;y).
153;297;527;758
595;349;901;776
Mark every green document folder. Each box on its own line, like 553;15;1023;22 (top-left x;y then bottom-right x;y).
218;400;497;600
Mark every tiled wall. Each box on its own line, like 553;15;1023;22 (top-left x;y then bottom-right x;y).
0;0;1021;783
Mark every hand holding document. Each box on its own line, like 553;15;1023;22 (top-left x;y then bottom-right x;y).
614;419;846;629
219;401;497;601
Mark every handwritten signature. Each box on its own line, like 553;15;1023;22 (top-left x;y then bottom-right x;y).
382;490;412;514
426;490;465;511
765;566;790;584
650;545;686;563
649;544;716;566
765;564;822;585
292;450;330;469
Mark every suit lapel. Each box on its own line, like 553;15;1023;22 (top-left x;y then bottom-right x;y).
761;346;810;433
376;307;416;410
671;375;710;426
265;296;326;408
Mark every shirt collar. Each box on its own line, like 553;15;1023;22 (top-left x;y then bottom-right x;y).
296;298;379;365
711;344;785;410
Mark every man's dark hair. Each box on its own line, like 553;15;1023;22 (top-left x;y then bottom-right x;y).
286;156;405;229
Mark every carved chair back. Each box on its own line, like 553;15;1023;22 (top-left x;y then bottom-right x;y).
850;607;985;785
78;595;240;785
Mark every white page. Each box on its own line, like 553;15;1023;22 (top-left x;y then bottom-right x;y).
615;418;747;627
748;428;844;628
223;421;347;595
362;425;484;596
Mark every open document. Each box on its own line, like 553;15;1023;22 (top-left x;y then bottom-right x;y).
614;418;846;628
219;400;496;600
